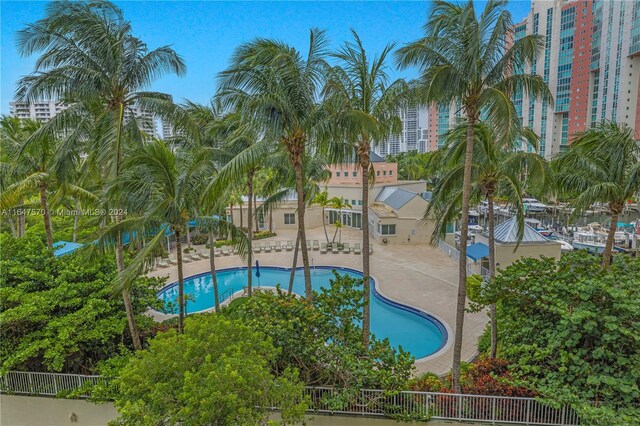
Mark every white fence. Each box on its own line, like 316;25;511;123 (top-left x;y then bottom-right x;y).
1;371;580;425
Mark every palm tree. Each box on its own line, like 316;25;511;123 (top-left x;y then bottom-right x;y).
396;0;551;390
427;122;546;358
554;122;640;268
217;29;329;300
329;196;351;245
0;117;94;250
313;188;332;244
107;140;245;333
323;30;406;345
16;0;186;350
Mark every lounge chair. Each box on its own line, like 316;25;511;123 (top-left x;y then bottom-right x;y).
342;243;350;253
320;243;327;254
214;247;223;257
167;257;178;265
312;240;319;251
369;246;373;255
263;242;271;253
354;243;361;255
332;244;339;254
306;240;311;250
182;254;192;263
222;246;231;256
253;243;261;253
286;240;293;251
274;241;282;252
200;250;210;259
188;252;201;261
157;259;168;268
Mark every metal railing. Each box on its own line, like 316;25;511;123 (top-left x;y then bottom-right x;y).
0;371;111;398
1;371;580;425
304;387;580;425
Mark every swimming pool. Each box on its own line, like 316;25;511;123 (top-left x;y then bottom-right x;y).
157;266;447;359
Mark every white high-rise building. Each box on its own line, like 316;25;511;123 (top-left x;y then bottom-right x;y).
9;101;68;122
374;105;430;157
10;100;162;138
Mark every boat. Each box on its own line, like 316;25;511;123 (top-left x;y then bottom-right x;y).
547;235;574;253
522;198;547;213
572;231;606;254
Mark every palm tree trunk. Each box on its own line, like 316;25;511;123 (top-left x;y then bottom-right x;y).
175;229;185;333
209;230;220;311
72;206;80;243
254;194;259;231
7;214;17;237
361;148;371;347
17;197;25;237
247;169;254;296
229;204;234;225
293;161;312;300
39;183;54;250
452;113;477;393
269;206;273;232
322;206;330;243
289;230;301;294
115;218;142;350
602;209;619;269
487;192;497;359
239;202;243;229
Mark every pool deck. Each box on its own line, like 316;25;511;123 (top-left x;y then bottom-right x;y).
148;226;488;376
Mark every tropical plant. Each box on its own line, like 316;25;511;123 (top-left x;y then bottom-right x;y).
323;30;406;345
16;0;187;350
218;28;330;300
428;122;547;357
0;228;162;374
329;197;351;245
396;0;552;390
313;188;332;244
111;314;308;425
487;253;640;424
104;140;247;334
553;121;640;267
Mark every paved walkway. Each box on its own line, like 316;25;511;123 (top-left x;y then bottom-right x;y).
148;226;488;375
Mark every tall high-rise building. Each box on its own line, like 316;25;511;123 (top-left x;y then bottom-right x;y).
374;105;430;157
9;100;68;122
427;0;640;158
9;100;162;138
516;0;639;158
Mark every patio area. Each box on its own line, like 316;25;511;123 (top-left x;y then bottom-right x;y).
148;226;488;376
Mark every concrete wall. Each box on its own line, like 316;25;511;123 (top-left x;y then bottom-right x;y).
368;196;433;245
474;234;562;268
1;395;118;425
226;203;324;232
326;162;398;185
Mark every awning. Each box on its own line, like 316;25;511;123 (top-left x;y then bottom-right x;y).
466;242;489;261
53;241;84;257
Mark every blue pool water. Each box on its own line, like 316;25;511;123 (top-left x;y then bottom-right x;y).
157;266;447;359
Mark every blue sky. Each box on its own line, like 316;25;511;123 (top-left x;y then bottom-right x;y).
1;1;531;114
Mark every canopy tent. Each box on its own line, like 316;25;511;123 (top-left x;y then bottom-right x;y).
466;242;490;261
53;241;84;257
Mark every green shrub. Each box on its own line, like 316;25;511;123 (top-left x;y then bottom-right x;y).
111;315;308;425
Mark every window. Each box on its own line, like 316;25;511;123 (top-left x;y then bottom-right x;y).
383;171;387;176
389;170;393;176
284;213;296;225
378;224;396;235
352;171;357;177
376;171;380;176
336;172;340;177
358;200;363;206
351;200;357;206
